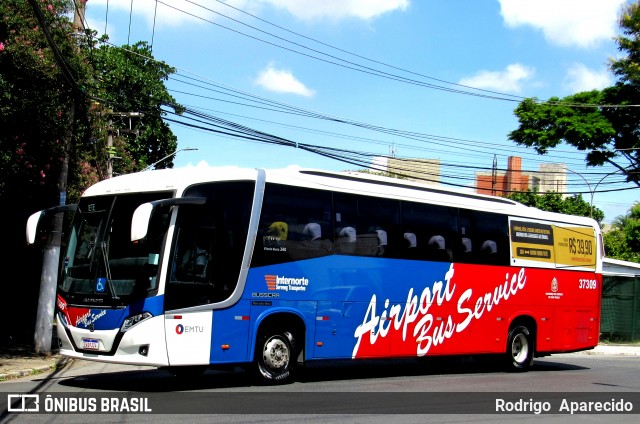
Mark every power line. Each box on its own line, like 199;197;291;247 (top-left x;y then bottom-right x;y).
146;0;640;108
163;105;636;195
87;36;635;191
44;7;637;196
166;75;599;167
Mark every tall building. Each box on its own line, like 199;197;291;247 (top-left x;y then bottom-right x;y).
475;156;566;197
372;157;441;186
534;163;568;194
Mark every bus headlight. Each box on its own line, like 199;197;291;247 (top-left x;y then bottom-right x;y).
121;312;152;332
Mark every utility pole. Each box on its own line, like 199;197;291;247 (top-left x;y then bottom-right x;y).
33;0;85;355
104;112;143;178
491;155;497;196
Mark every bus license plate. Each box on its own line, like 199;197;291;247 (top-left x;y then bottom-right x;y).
82;338;99;350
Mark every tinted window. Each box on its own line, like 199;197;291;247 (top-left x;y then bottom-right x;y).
333;193;400;257
401;202;458;262
166;181;254;310
458;209;509;266
253;184;333;266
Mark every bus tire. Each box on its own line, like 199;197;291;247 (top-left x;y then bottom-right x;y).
255;329;296;383
505;325;534;372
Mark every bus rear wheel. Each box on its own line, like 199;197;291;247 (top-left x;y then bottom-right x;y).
255;329;296;383
505;325;534;371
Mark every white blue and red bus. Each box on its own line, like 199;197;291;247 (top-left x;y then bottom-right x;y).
26;166;602;382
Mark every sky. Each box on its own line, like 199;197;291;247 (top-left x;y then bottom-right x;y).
81;0;638;224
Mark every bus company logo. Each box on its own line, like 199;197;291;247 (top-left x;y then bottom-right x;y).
352;264;528;358
546;277;564;300
175;324;204;335
265;274;309;292
265;275;277;290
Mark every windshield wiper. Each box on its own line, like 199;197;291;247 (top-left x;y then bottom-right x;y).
100;241;119;300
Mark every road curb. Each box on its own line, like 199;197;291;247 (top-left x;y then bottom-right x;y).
0;357;69;382
580;345;640;356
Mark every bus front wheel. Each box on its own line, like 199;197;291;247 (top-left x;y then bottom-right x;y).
255;329;296;383
505;325;534;371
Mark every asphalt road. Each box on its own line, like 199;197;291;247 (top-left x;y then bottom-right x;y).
1;353;639;423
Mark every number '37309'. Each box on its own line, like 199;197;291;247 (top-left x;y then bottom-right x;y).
578;279;597;289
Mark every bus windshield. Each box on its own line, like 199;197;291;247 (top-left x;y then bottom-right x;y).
59;191;173;307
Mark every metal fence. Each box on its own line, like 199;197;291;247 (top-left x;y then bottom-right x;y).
601;275;640;341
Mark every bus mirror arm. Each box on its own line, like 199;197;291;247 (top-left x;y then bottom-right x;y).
26;204;78;245
130;196;207;242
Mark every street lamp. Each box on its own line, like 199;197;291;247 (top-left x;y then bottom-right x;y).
590;170;624;216
564;167;593;217
566;167;626;218
142;147;198;171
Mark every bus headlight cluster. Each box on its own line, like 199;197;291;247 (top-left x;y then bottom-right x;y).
120;312;152;332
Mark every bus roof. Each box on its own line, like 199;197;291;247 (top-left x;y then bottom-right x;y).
82;165;599;229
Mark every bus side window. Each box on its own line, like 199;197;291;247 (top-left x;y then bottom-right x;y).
334;193;400;258
336;226;357;255
427;235;452;262
254;184;333;266
464;210;509;266
401;202;458;262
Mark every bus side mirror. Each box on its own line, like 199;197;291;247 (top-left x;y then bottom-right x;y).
131;196;208;242
131;203;153;242
26;210;44;245
26;204;78;245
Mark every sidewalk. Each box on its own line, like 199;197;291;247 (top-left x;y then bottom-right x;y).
0;344;67;382
580;343;640;356
1;343;639;382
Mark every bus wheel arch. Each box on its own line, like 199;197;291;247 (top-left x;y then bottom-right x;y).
505;316;536;372
253;312;305;384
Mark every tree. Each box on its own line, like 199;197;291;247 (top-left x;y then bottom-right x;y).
89;40;183;175
0;0;90;345
0;0;183;345
603;203;640;262
506;190;604;226
0;0;92;206
508;1;640;186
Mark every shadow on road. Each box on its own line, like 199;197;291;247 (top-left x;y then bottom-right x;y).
54;355;588;392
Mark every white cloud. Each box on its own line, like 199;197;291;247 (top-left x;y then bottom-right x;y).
260;0;409;21
563;63;613;92
458;63;535;94
255;64;316;97
499;0;625;48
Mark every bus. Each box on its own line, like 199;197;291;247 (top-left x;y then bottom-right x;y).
26;166;602;383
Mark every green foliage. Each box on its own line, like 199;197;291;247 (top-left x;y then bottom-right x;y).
508;1;640;186
0;0;81;206
89;41;182;173
0;0;182;206
507;190;604;226
603;203;640;262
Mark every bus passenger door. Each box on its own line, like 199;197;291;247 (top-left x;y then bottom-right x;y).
163;208;217;365
164;310;213;366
